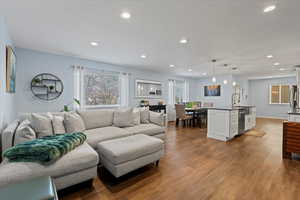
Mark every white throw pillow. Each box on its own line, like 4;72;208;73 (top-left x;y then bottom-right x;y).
149;111;164;126
64;112;86;133
31;113;53;138
113;108;134;127
52;115;66;134
132;109;141;125
14;120;36;145
140;110;150;124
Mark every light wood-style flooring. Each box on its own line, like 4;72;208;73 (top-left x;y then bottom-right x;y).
60;118;300;200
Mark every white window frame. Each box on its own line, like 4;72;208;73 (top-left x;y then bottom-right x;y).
269;84;290;105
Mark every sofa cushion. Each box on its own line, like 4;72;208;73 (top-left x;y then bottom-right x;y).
132;109;141;125
140;110;150;124
14;120;36;146
1;120;20;154
97;134;163;165
149;111;164;126
113;108;134;128
0;142;98;188
31;113;53;138
84;127;132;149
52;115;66;134
124;124;165;136
64;112;85;133
78;110;114;129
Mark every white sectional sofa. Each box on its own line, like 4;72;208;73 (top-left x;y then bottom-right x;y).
0;108;166;190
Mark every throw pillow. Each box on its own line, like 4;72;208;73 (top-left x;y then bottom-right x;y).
1;120;20;154
64;112;86;133
52;115;66;134
149;111;164;126
31;113;53;138
140;110;150;124
133;109;141;125
14;120;36;145
113;108;134;127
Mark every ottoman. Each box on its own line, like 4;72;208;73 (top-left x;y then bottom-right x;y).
97;134;164;178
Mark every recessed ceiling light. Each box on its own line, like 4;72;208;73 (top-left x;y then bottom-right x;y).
267;55;273;58
202;72;207;76
90;42;99;46
274;62;280;66
279;68;286;71
188;69;192;72
264;5;276;13
140;54;147;59
180;38;188;44
120;12;131;19
169;64;175;68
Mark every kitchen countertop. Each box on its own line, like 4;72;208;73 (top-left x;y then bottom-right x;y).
208;105;256;111
288;111;300;115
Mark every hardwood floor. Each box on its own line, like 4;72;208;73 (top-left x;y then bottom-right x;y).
60;118;300;200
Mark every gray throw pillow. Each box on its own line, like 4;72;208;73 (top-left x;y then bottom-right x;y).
113;108;134;127
14;120;36;145
140;110;150;124
64;112;86;133
133;109;141;125
31;113;53;138
52;115;66;134
1;120;19;154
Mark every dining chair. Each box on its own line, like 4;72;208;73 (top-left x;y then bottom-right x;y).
175;104;193;127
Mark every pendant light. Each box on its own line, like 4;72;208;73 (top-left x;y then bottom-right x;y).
223;64;228;84
212;59;216;83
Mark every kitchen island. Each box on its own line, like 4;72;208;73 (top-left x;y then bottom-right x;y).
207;106;256;142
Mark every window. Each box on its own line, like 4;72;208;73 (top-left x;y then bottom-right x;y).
83;69;120;106
168;79;189;104
74;66;130;109
269;85;290;104
175;80;185;103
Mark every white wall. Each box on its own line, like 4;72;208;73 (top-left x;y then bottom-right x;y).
0;17;16;131
249;76;296;119
15;48;195;114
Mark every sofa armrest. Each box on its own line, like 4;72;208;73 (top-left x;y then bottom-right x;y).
149;111;167;127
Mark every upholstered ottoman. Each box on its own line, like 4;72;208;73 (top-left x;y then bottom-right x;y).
97;134;164;178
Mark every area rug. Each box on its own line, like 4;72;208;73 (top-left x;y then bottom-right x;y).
244;129;266;137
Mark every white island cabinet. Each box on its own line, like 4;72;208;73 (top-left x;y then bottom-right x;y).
288;113;300;122
207;109;239;142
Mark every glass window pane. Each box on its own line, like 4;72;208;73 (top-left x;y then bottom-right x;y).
175;80;185;103
84;70;120;106
271;85;280;104
281;85;290;104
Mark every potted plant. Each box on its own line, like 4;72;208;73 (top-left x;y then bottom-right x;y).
32;78;41;85
62;98;81;112
49;85;55;92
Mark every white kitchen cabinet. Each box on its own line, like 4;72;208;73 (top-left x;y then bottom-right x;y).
245;107;256;131
207;109;238;141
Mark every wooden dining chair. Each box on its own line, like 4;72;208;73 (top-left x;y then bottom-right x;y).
175;104;193;127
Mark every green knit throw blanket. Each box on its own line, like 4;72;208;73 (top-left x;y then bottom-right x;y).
3;132;87;165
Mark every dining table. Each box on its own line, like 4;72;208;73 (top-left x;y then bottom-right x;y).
185;107;210;127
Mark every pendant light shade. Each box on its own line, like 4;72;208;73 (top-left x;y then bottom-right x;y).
212;77;216;83
211;59;217;83
223;79;228;84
